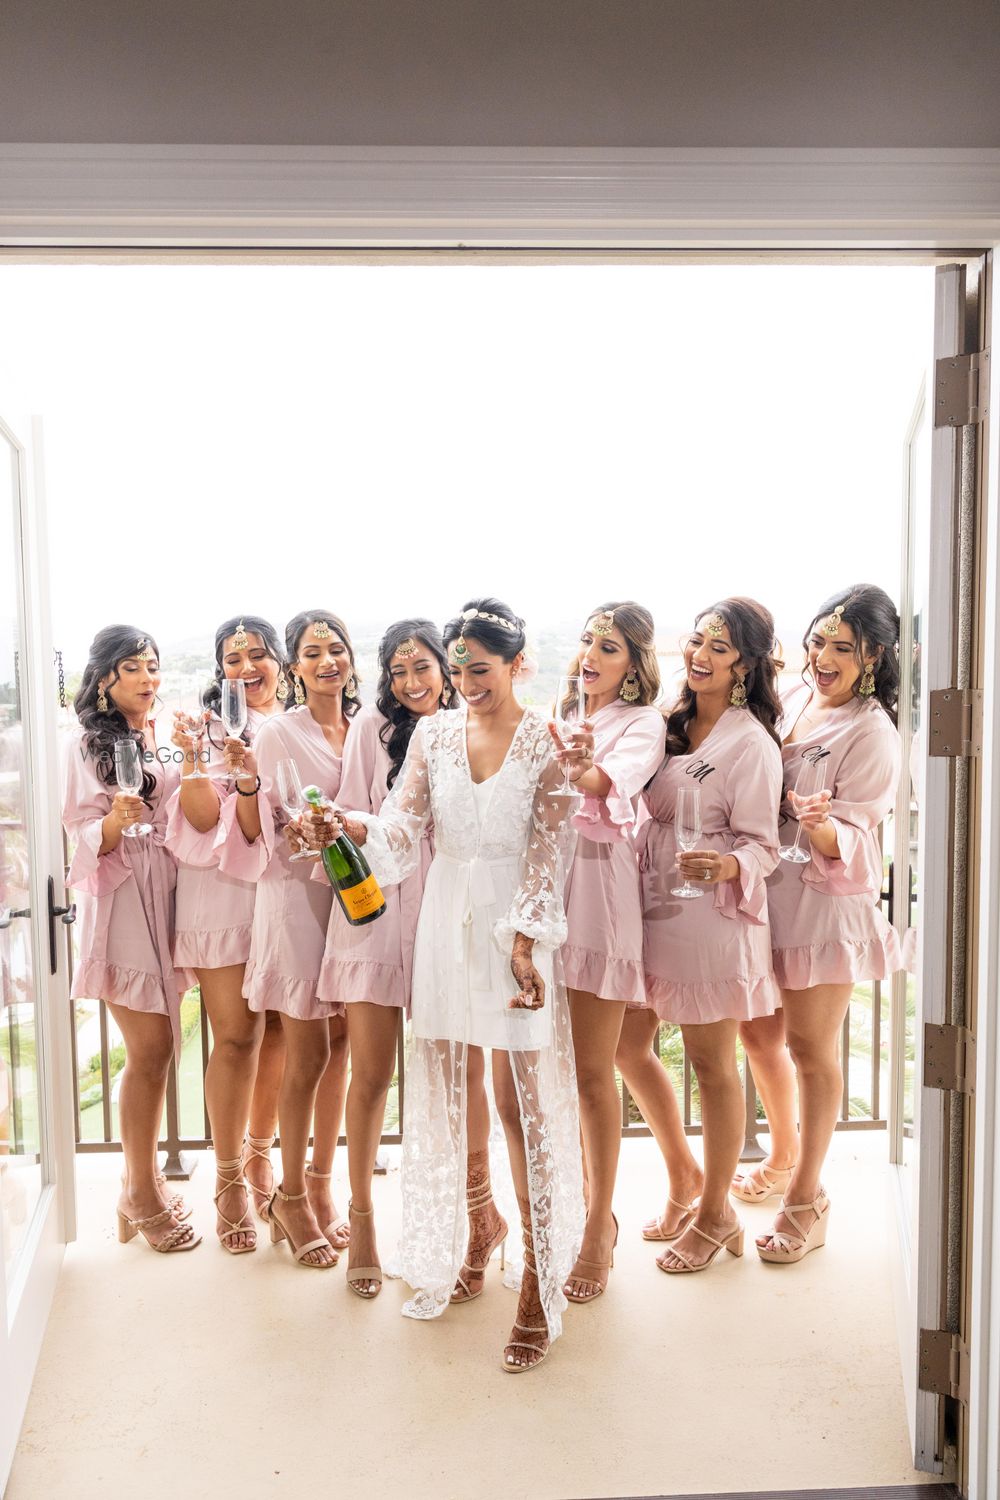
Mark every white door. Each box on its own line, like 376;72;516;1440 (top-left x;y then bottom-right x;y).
890;262;981;1473
0;415;76;1492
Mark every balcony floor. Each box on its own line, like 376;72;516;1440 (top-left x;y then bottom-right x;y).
9;1133;937;1500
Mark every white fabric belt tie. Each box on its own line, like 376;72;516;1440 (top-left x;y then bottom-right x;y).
436;851;514;990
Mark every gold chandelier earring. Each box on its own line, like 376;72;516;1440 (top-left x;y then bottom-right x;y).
276;671;290;702
620;671;641;704
292;674;306;706
345;675;358;700
730;672;748;708
97;684;109;713
859;662;876;697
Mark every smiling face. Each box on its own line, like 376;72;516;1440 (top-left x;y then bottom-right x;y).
388;641;445;717
683;615;742;701
294;622;352;702
448;637;522;717
222;631;281;712
807;615;875;703
579;618;633;704
103;652;161;723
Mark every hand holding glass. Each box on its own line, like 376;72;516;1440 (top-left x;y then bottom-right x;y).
176;707;208;780
275;757;318;862
553;675;585;798
779;759;827;864
671;785;704;899
221;679;249;776
114;740;152;837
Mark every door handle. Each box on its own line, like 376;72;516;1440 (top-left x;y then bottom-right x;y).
47;875;76;976
0;906;31;929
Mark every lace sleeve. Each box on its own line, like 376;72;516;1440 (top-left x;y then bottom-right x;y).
495;739;571;953
352;715;432;889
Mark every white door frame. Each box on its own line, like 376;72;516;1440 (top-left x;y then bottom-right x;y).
1;143;999;1492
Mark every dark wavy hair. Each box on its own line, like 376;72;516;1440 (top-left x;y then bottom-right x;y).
74;624;161;801
666;597;782;756
375;619;456;789
563;600;661;717
201;615;285;751
442;597;527;663
283;610;361;718
804;584;900;724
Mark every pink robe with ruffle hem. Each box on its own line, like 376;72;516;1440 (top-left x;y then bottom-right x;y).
641;708;783;1025
243;707;344;1020
62;727;185;1054
165;707;271;987
561;700;665;1003
317;703;433;1011
767;685;902;990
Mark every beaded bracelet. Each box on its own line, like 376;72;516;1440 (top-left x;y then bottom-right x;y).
235;775;261;797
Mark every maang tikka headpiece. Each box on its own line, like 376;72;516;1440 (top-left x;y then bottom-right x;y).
822;604;847;638
451;606;518;665
231;620;250;651
705;614;726;638
395;637;418;659
590;610;615;638
135;638;155;661
311;618;332;640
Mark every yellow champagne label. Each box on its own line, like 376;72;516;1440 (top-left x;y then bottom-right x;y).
341;873;384;919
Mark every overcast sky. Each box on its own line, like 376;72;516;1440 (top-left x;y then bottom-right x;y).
0;262;933;674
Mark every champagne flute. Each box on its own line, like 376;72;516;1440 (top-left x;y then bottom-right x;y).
275;757;318;863
220;678;249;778
176;703;209;780
114;740;152;838
553;674;585;799
779;758;827;864
671;784;704;899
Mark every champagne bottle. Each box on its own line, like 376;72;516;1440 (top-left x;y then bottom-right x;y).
301;785;386;927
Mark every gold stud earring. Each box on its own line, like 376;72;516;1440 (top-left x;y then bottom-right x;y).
859;664;876;697
293;674;306;706
276;671;290;702
620;671;641;703
730;673;748;708
97;685;109;713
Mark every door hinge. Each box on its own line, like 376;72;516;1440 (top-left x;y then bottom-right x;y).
935;348;990;427
919;1329;970;1403
924;1022;976;1095
928;687;983;757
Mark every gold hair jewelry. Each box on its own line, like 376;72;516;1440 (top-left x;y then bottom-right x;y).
620;670;641;704
396;637;418;659
135;638;155;661
311;618;332;639
97;685;109;713
591;610;615;638
293;674;306;706
232;620;250;651
276;671;290;702
730;674;748;709
459;606;518;632
705;614;726;638
859;663;876;697
822;604;846;638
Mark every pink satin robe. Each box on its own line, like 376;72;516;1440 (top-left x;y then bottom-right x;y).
62;726;185;1052
561;700;665;1003
641;708;783;1024
768;684;902;989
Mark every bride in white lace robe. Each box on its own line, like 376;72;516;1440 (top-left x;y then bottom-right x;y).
339;604;585;1369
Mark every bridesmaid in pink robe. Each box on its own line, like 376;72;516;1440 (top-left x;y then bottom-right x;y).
62;625;198;1254
548;602;664;1304
737;586;902;1264
240;610;360;1268
636;599;783;1275
165;615;287;1254
318;617;455;1295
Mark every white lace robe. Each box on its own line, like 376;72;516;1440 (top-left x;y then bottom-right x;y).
354;707;584;1336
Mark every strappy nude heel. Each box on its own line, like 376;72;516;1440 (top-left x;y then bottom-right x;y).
305;1162;350;1250
730;1161;796;1204
641;1196;697;1242
213;1155;257;1255
756;1190;830;1264
563;1212;618;1303
345;1202;383;1298
502;1207;549;1372
117;1205;202;1253
452;1178;508;1303
121;1170;191;1221
266;1184;337;1268
242;1133;276;1222
657;1219;744;1274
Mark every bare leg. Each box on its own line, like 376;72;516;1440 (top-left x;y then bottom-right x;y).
565;990;626;1297
198;964;262;1251
758;983;853;1251
244;1008;284;1214
616;1008;703;1237
451;1046;507;1302
493;1051;548;1371
108;1003;197;1250
344;1002;400;1292
735;1011;798;1194
307;1012;351;1248
273;1013;336;1266
658;1020;742;1272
